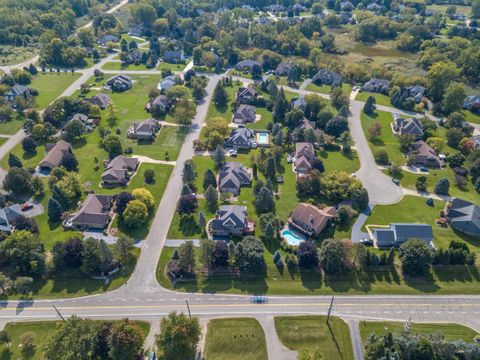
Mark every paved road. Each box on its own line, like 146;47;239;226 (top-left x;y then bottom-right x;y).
79;0;129;30
349;320;364;360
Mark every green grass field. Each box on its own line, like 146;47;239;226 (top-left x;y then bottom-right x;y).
0;320;149;359
275;316;354;360
360;321;478;343
306;82;352;96
30;72;81;109
356;92;392;107
101;62;150;71
157;62;186;72
0;117;23;135
360;110;405;165
204;318;267;360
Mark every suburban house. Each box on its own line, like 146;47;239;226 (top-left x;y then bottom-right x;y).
294;142;316;174
69;113;99;130
235;59;261;72
0;204;23;233
218;162;252;196
89;93;112;109
406;85;426;103
288;203;336;237
235;86;257;104
145;95;169;113
101;156;139;187
106;75;133;92
211;205;254;237
464;95;480;112
393;117;424;139
123;49;141;64
340;1;354;11
275;62;294;76
129;25;143;37
225;127;256;149
291;118;324;146
409;140;442;168
163;50;185;64
446;198;480;238
362;78;391;94
66;194;114;230
98;34;119;46
233;104;256;124
312;69;342;87
158;75;178;91
373;223;434;248
291;95;307;110
39;140;73;172
128;118;161;140
5;84;30;104
366;2;383;12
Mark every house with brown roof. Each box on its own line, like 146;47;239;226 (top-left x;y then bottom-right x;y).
89;93;112;109
409;140;442;168
39;140;72;172
288;203;336;237
294;142;316;174
101;156;139;187
65;194;114;230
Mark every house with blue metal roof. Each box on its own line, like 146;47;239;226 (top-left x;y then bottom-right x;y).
373;223;434;248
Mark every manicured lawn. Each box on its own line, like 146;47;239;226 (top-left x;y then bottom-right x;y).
360;321;478;343
461;110;480;125
318;149;360;173
0;117;23;135
157;62;186;72
0;320;149;359
364;195;480;253
248;107;272;130
30;72;82;109
101;62;150;71
0;139;45;170
123;124;186;161
356;91;392;107
0;137;7;146
275;316;354;360
204;318;267;360
206;84;240;122
360;110;405;165
306;82;352;96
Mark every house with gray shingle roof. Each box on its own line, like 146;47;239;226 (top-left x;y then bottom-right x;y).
98;34;119;46
235;86;257;104
225;127;256;149
89;93;112;109
447;198;480;238
128;118;160;140
218;162;252;196
158;75;178;91
0;204;23;233
312;69;342;87
393;117;424;140
233;104;256;125
373;223;434;248
275;62;294;76
101;156;139;187
211;205;249;237
235;59;261;72
106;75;133;92
5;84;30;104
464;95;480;112
362;78;391;94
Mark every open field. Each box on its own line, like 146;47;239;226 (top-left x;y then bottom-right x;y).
30;72;82;109
359;321;478;343
0;320;149;359
204;318;267;360
0;117;24;135
275;316;354;360
157;62;186;72
101;62;150;71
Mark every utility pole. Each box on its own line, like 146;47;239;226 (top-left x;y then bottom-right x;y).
326;296;335;324
52;305;65;321
185;299;192;319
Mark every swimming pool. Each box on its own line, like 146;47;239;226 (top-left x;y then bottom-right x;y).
256;132;269;145
281;229;306;246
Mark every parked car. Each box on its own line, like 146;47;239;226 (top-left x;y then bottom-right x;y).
227;149;237;157
392;178;400;185
20;203;33;211
360;238;373;246
419;167;428;172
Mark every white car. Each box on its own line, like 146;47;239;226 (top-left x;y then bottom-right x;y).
227;149;237;157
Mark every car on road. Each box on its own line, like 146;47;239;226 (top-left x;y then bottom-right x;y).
20;203;33;211
227;149;237;157
360;238;373;246
392;178;400;185
251;296;267;303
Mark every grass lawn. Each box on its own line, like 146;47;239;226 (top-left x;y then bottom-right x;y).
461;110;480;125
248;107;273;130
101;62;150;71
306;82;352;96
318;149;360;173
0;320;150;359
206;84;240;122
30;72;82;109
204;318;267;360
275;316;354;360
122;124;186;161
359;321;478;343
360;110;405;165
0;116;23;135
356;91;392;107
157;62;186;72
